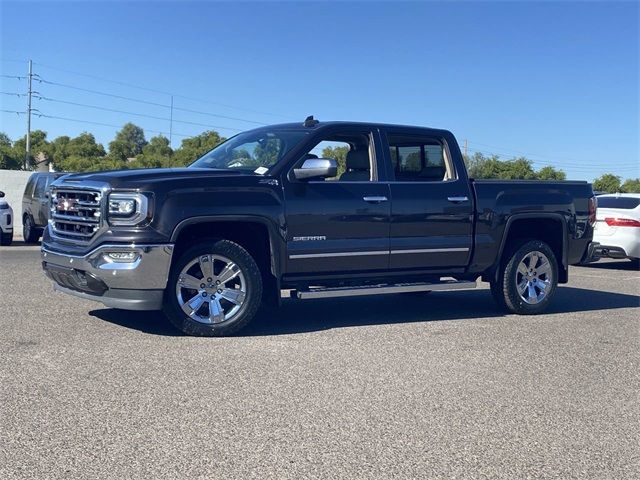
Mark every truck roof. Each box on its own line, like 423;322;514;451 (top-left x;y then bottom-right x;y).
254;119;453;137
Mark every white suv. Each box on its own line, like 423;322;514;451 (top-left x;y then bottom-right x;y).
0;191;14;246
593;193;640;264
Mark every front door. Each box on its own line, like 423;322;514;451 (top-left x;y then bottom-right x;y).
283;128;391;274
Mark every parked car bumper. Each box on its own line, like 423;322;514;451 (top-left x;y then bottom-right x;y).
41;243;174;310
1;209;13;233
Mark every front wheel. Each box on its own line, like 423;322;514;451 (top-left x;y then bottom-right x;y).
491;240;558;315
23;215;40;243
163;239;263;336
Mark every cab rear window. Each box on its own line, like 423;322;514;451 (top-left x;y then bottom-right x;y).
597;197;640;209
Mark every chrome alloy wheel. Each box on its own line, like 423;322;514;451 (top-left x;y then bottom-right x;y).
175;254;247;324
516;250;553;305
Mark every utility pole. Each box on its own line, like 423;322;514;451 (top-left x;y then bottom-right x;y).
169;95;174;146
463;139;468;158
25;59;33;170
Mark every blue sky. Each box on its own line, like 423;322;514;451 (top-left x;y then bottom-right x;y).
1;1;638;181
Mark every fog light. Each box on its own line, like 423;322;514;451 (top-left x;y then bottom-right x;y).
105;251;139;262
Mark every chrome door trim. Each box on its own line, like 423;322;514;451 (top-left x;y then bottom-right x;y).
390;247;469;255
289;250;388;260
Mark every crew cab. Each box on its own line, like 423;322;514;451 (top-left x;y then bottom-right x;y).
41;119;597;336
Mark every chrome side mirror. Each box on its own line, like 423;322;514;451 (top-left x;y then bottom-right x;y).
293;158;338;180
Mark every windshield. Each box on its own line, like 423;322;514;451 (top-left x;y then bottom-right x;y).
189;130;308;173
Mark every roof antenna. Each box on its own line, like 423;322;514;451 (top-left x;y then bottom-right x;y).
303;115;319;127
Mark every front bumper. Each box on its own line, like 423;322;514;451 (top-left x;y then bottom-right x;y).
42;243;174;310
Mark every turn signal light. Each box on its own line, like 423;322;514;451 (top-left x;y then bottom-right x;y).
604;217;640;227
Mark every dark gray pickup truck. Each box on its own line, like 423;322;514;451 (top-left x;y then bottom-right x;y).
41;119;597;336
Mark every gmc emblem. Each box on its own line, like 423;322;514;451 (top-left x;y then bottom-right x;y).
57;198;78;212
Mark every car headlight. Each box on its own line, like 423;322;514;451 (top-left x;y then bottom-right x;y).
107;193;150;226
0;204;9;210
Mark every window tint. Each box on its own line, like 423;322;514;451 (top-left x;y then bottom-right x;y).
24;176;36;197
33;177;46;198
304;132;373;182
191;130;308;173
388;134;451;182
597;196;640;209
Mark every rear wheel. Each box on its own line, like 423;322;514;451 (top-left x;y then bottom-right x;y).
0;230;12;246
491;240;558;315
23;215;40;243
163;239;262;336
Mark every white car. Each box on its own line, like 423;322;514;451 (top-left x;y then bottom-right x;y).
0;190;14;246
593;193;640;264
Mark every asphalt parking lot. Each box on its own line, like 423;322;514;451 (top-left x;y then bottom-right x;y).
1;244;638;479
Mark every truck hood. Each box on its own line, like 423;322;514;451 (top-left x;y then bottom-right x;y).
56;167;264;190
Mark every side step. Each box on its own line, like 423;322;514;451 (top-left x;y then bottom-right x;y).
295;279;476;299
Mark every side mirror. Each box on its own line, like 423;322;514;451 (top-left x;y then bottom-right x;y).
0;191;4;198
293;158;338;180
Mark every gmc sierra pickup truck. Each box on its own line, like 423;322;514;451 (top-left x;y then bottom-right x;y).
41;118;597;336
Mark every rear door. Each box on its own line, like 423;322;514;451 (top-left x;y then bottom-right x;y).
282;127;391;274
382;129;474;269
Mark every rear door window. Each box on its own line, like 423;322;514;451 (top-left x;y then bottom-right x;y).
387;134;454;182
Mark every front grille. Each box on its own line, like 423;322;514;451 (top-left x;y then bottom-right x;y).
51;188;103;242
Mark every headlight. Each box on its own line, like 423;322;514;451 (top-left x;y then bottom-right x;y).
0;204;9;210
107;193;150;226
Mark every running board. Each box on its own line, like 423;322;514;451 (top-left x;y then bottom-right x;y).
295;279;476;299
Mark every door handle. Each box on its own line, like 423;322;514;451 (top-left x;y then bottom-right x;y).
447;196;469;203
363;196;388;203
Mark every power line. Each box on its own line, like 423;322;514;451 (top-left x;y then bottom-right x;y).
34;95;243;132
466;147;639;172
1;109;26;115
36;77;269;126
1;91;26;97
35;112;194;138
33;61;294;120
0;74;26;80
466;140;638;168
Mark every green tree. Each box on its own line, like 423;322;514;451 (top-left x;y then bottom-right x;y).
67;132;106;158
13;130;52;168
171;130;224;166
128;135;173;169
593;173;622;193
0;132;21;170
108;123;147;161
537;165;566;180
405;151;422;171
321;145;349;178
621;178;640;193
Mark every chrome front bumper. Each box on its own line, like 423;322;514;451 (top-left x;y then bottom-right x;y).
42;243;174;310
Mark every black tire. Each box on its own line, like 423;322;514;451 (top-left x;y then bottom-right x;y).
163;239;263;337
23;215;40;244
490;239;558;315
0;230;12;246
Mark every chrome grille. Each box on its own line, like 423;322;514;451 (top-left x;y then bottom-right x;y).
50;188;103;242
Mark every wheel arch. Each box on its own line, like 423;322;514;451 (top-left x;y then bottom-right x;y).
488;213;569;284
170;216;283;305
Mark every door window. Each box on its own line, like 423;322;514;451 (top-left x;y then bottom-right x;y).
388;134;455;182
301;132;376;182
33;177;47;198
